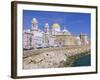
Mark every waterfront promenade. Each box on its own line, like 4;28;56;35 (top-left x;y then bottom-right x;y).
23;45;90;69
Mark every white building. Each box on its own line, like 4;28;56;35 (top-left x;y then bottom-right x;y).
23;29;33;49
23;18;89;50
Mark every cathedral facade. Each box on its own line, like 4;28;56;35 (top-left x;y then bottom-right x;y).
23;18;89;50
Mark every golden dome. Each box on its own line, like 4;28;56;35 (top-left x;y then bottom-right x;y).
52;23;60;29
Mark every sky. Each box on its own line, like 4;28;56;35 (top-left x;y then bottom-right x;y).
23;10;91;37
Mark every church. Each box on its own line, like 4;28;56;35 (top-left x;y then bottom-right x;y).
23;18;89;50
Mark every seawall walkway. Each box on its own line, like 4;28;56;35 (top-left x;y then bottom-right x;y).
23;45;90;69
24;45;90;58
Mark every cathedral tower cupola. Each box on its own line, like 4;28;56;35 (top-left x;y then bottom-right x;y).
44;23;49;33
31;18;38;31
80;33;89;45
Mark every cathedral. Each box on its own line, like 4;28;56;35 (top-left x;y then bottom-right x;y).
23;18;89;50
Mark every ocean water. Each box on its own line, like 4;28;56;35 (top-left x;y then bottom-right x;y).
72;54;91;67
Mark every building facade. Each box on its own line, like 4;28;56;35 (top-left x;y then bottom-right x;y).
23;18;89;50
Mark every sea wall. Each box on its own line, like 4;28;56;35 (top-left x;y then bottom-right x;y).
23;45;90;69
65;51;90;67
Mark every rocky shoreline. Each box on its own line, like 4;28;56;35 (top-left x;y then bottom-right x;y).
23;51;68;69
23;45;90;69
65;51;90;67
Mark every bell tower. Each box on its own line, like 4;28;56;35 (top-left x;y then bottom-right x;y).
80;33;88;45
31;18;38;31
44;23;49;34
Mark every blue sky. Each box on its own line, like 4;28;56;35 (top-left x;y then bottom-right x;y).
23;10;91;37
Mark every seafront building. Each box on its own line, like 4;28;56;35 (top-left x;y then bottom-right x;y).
23;18;89;50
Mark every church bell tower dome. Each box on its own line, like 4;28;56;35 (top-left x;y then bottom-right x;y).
31;18;38;31
32;18;38;24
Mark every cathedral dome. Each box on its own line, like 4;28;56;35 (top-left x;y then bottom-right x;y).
63;29;69;32
52;23;60;29
63;27;71;35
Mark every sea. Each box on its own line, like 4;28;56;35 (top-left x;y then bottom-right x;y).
72;54;91;67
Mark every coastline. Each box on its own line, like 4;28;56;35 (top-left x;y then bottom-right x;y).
65;51;90;67
23;45;90;69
